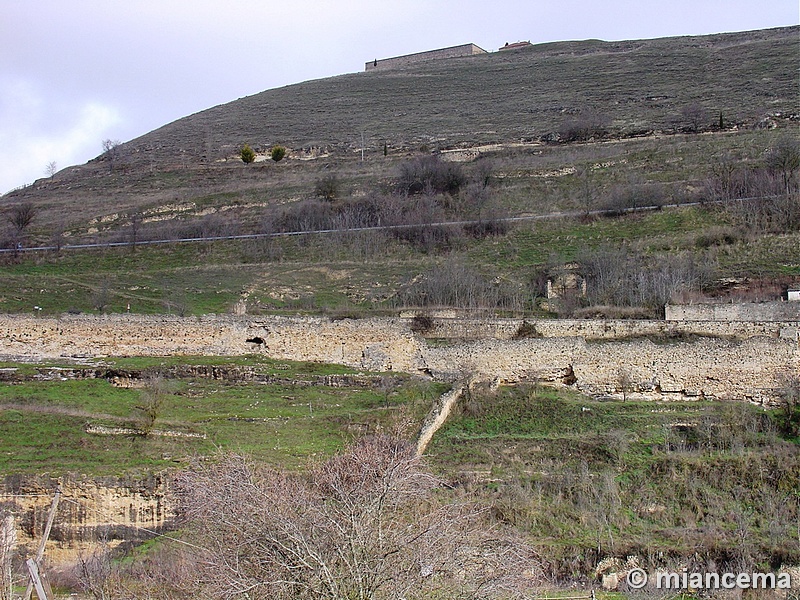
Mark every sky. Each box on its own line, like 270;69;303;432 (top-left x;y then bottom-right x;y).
0;0;797;194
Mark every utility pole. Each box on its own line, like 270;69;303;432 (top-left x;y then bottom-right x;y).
25;561;48;600
23;487;60;600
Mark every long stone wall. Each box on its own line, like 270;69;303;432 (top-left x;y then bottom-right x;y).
365;43;487;71
665;300;800;322
414;316;797;341
0;314;797;404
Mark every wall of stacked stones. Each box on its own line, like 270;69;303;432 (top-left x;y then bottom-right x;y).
365;43;485;70
665;300;800;322
1;313;796;404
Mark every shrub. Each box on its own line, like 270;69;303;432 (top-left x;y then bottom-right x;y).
397;155;467;195
679;102;709;133
513;321;541;339
399;258;524;311
463;218;508;239
558;109;610;142
174;438;542;598
239;144;255;164
409;313;435;333
270;145;286;162
314;174;340;201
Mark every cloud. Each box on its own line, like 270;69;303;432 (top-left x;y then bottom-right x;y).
0;80;121;194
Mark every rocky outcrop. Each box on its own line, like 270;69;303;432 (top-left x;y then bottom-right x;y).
1;474;172;563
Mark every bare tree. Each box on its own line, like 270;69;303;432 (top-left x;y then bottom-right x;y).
45;161;57;178
102;139;122;171
134;375;169;436
8;202;36;234
76;546;113;600
91;279;112;313
558;109;610;142
7;202;37;252
680;103;708;133
175;436;541;599
766;136;800;194
618;368;633;402
127;211;142;251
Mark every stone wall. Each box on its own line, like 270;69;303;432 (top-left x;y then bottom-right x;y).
0;313;796;404
0;313;797;564
414;316;797;341
665;301;800;322
365;43;487;71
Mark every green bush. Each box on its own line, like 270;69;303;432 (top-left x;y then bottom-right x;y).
271;145;287;162
240;144;255;164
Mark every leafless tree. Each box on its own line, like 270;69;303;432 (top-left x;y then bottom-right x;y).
398;257;524;312
765;136;800;194
45;161;57;178
134;375;169;436
580;247;716;312
174;436;542;599
76;546;113;600
127;211;142;250
314;174;340;201
7;202;36;235
680;103;708;133
397;155;467;196
91;279;112;313
617;368;633;402
101;139;122;171
558;109;610;142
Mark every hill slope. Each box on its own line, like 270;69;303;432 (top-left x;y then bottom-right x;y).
0;26;798;317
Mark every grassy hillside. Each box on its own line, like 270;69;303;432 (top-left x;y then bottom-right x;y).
0;356;442;475
428;383;800;578
1;28;797;318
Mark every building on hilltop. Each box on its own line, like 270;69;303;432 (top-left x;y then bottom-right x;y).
365;43;487;71
499;41;533;51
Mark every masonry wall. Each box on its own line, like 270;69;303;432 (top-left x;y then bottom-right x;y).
0;314;796;404
665;301;800;322
365;43;486;71
414;316;797;341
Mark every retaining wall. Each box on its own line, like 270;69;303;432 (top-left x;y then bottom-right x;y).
0;314;797;404
665;301;800;322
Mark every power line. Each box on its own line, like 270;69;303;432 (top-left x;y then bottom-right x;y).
0;196;765;255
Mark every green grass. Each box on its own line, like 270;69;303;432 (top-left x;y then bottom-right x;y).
0;357;437;475
428;384;800;575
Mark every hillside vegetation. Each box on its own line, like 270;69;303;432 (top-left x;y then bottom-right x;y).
0;26;798;597
1;26;798;319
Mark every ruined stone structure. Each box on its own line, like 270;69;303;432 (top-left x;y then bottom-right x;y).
1;313;796;404
365;43;487;71
665;300;800;322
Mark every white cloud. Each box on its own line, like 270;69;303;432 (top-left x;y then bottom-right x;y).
0;81;121;194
